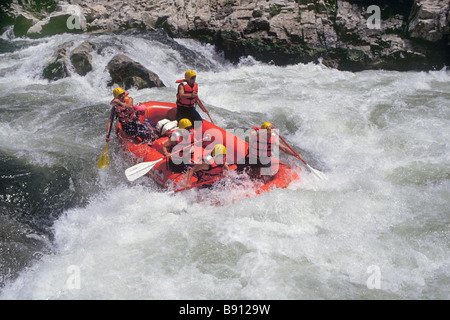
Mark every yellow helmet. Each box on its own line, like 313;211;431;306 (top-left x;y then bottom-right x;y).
113;87;125;99
178;118;192;129
212;144;226;157
185;70;196;80
261;122;273;129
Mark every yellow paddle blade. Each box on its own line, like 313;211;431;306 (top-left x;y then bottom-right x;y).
98;143;110;168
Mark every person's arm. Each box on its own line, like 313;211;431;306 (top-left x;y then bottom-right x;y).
162;139;175;157
276;138;304;160
178;84;207;111
163;130;183;156
124;96;134;108
190;87;207;113
185;163;209;189
111;96;134;108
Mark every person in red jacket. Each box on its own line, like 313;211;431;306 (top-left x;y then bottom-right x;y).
185;144;229;190
239;122;304;180
175;70;208;124
162;118;196;173
106;87;154;143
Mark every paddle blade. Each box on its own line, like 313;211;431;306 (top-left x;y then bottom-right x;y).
306;164;328;180
125;158;163;181
98;143;110;168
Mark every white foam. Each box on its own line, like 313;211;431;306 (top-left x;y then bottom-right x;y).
1;32;449;299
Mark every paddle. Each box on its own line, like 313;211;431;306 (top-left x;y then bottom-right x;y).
124;136;210;181
98;106;116;169
276;132;328;181
197;98;215;124
205;110;215;125
167;176;223;194
125;158;165;181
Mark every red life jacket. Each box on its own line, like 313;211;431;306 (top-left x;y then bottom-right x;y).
196;155;225;183
114;96;138;125
248;127;275;160
168;129;195;164
176;80;198;108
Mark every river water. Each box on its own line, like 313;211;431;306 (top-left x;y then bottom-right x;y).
0;29;448;299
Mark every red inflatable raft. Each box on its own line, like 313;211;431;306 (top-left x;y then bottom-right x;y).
116;101;300;198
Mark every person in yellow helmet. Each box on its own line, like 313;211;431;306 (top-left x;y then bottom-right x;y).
162;118;196;173
175;70;208;124
106;87;154;143
238;122;303;180
185;144;229;190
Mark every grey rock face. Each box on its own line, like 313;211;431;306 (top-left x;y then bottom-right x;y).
9;0;450;71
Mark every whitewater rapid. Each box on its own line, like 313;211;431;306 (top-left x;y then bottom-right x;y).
0;29;449;299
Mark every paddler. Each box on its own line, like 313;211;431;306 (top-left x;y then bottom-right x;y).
175;70;209;125
185;144;229;190
106;87;154;143
239;122;304;180
162;118;196;173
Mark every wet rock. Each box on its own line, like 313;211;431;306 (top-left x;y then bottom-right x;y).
408;0;450;42
6;0;450;70
42;43;72;81
106;54;165;90
70;41;93;76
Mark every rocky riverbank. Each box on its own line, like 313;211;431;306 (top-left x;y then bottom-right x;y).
5;0;450;71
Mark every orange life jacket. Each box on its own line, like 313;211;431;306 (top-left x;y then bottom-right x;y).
176;80;198;108
196;155;225;183
248;127;275;161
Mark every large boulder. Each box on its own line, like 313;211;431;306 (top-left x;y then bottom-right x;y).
42;43;72;81
70;41;93;76
106;54;165;90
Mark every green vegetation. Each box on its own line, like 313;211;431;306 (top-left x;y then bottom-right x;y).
269;4;282;17
1;0;57;27
0;0;14;27
18;0;57;15
324;0;337;15
242;37;284;54
297;7;302;23
218;30;240;40
253;10;263;18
